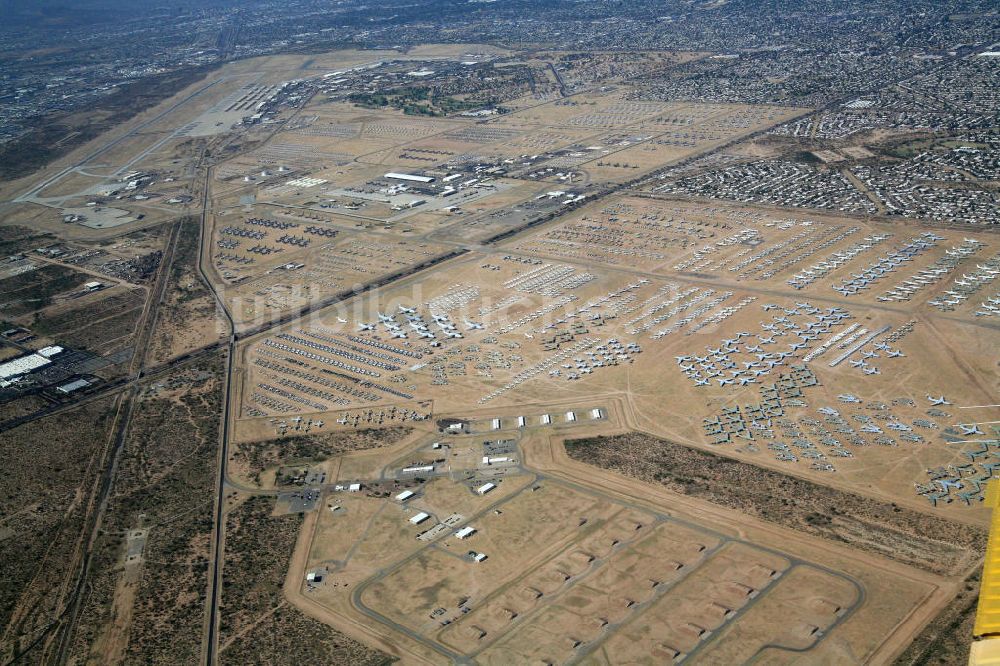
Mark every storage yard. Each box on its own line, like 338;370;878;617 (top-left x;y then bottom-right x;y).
2;34;997;666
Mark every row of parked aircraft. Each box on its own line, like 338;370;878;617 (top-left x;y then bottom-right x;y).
831;233;944;296
879;239;985;302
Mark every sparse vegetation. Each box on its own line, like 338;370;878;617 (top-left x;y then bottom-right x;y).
565;432;986;576
148;216;222;363
221;603;393;666
217;496;394;665
0;263;90;316
31;289;145;353
894;570;980;666
67;354;225;664
231;427;411;486
0;396;117;663
349;87;490;116
219;496;302;641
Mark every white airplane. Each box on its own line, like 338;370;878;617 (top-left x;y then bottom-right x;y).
399;305;416;314
337;317;347;324
959;424;984;436
464;319;484;330
358;322;376;331
927;395;951;406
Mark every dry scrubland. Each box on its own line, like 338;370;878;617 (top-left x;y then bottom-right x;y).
0;263;89;317
221;604;393;666
148;217;224;363
68;354;224;664
218;495;393;665
0;398;117;663
32;290;145;355
894;570;981;666
564;432;986;577
0;224;55;256
231;426;412;486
